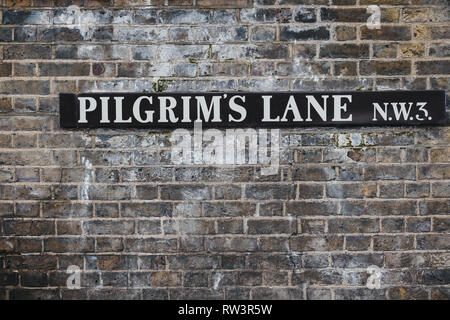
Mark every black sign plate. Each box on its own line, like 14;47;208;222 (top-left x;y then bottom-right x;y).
60;91;446;128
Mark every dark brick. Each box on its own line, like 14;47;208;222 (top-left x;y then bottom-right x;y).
360;61;411;76
21;272;48;287
294;8;316;23
39;63;90;76
160;185;211;200
329;218;380;233
3;10;51;25
320;44;369;59
291;235;343;251
293;269;343;285
245;184;295;200
332;253;384;268
39;28;87;42
361;26;411;40
416;60;450;75
252;288;303;300
286;201;338;216
373;235;414;251
280;26;330;41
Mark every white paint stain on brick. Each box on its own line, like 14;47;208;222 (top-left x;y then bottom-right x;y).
80;156;93;201
213;273;222;290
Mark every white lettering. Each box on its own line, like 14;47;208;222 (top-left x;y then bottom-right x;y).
306;95;328;121
78;97;97;123
133;96;154;123
229;95;247;122
262;95;279;122
332;95;352;121
159;96;178;123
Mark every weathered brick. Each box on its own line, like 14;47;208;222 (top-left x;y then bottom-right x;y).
45;238;95;253
197;0;252;7
291;235;343;251
292;166;336;181
329;218;380;233
298;184;323;199
360;61;411;76
429;44;450;57
300;219;326;234
206;237;257;252
9;289;60;300
361;26;411;40
5;255;57;270
251;288;303;300
346;235;371;251
429;147;450;163
293;269;343;286
3;10;52;25
263;271;289;286
414;25;449;40
241;8;291;23
341;200;417;216
43;202;92;218
0;80;50;95
373;235;414;251
407;217;431;233
388;287;428;300
245;184;295;200
400;43;425;57
420;200;450;215
415;60;450;75
334;26;356;41
382;218;405;233
332;253;384;268
161;185;211;200
163;219;215;235
418;269;450;285
286;201;338;216
39;63;90;77
417;234;450;250
0;28;13;42
88;185;131;200
247;219;295;234
335;288;386;300
406;183;430;198
433;218;450;232
364;165;415;180
321;8;398;23
84;220;135;235
168;255;219;270
21;272;48;287
0;272;19;286
280;26;330;41
419;165;450;179
326;183;372;198
86;255;138;271
125;238;178;253
115;26;168;42
3;220;54;236
373;43;398;59
379;182;404;198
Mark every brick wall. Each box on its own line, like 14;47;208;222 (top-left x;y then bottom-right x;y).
0;0;449;300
